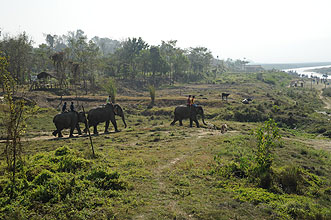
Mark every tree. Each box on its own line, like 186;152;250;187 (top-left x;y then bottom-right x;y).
104;78;117;103
0;32;33;84
0;54;29;197
91;36;121;55
116;37;149;78
187;47;213;80
253;119;281;188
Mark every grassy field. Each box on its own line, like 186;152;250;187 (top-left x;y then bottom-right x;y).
0;71;330;219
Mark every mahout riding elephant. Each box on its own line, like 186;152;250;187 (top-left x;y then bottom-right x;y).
52;111;86;138
170;105;207;127
86;103;127;134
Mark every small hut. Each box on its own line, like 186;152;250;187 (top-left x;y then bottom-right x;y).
30;71;59;91
37;71;57;80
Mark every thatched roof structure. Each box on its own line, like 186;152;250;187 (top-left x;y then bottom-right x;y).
37;71;58;79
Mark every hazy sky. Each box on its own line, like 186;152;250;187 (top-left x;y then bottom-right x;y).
1;0;331;63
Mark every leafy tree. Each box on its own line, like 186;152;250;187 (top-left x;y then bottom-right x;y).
116;37;149;78
91;36;121;55
104;78;117;103
0;54;30;197
0;32;33;84
187;47;213;80
253;119;281;188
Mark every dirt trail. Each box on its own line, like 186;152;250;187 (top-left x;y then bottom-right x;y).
146;128;232;220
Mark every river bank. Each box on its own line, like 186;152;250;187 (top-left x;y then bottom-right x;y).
283;65;331;78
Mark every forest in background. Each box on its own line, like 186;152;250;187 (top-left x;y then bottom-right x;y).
0;29;252;93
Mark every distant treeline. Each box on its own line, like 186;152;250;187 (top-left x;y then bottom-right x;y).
0;29;255;90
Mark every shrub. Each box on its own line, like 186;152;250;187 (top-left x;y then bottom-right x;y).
57;155;90;173
322;87;331;97
54;146;70;156
33;170;53;185
233;107;267;122
253;119;280;188
86;169;127;190
148;85;156;106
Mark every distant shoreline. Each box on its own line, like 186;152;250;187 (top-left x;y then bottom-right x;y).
258;62;331;70
307;67;331;75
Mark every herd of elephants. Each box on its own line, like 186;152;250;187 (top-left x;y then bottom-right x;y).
52;103;207;138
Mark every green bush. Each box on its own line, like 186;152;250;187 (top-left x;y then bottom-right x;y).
322;87;331;97
55;146;70;156
87;169;127;190
275;166;322;195
233;107;268;122
33;170;53;185
58;155;90;173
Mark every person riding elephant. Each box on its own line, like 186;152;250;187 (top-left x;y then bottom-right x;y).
86;103;127;135
170;105;207;127
52;111;86;138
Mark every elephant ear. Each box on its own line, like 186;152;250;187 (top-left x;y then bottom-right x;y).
113;105;119;115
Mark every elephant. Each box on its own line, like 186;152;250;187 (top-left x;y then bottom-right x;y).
170;105;207;127
52;111;86;138
86;103;127;134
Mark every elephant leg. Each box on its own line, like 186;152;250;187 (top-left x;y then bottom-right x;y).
179;120;183;126
170;116;178;126
69;127;74;137
58;130;63;138
93;125;98;135
105;120;110;133
76;124;82;135
194;118;200;128
111;117;118;132
52;130;58;136
189;118;193;127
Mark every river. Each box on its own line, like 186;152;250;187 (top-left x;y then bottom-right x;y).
283;65;331;78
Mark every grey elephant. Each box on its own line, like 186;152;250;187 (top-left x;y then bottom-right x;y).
86;103;127;134
170;105;207;127
52;111;87;138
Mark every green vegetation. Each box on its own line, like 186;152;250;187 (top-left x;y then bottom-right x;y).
1;31;331;218
0;146;129;219
104;77;117;103
322;87;331;97
148;85;155;107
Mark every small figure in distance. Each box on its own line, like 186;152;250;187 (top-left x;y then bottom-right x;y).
106;95;113;105
221;93;230;101
70;101;75;112
187;95;191;106
62;102;67;113
191;95;197;107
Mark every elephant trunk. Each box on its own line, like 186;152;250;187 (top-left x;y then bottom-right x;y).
122;115;127;128
202;113;207;125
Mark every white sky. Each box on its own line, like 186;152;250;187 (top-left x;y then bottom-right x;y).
1;0;331;63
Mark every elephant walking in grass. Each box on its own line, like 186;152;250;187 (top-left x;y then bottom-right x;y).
86;103;127;135
170;105;207;128
52;111;86;138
